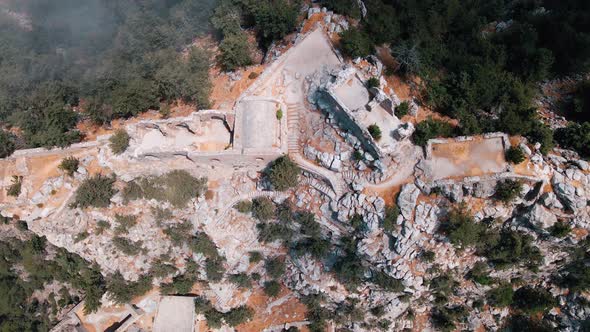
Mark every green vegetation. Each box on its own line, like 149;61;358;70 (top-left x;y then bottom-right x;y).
276;108;283;120
487;283;514;307
229;273;251;288
112;236;144;256
339;27;373;59
367;124;382;140
265;257;286;279
109;129;130;155
195;296;254;328
267;156;300;191
0;130;15;158
7;175;22;197
252;197;276;221
382;205;400;233
549;222;571;238
420;250;435;263
59;157;80;176
505;146;526;164
263;280;281;297
72;174;116;208
494;179;523;203
366;77;380;89
0;1;214;148
555;122;590;158
395;101;410;118
372;271;404;292
235;200;253;213
122;170;207;207
440;205;485;248
512;286;556;314
107;272;151;304
95;220;111;235
164;220;193;246
467;262;493;285
249;251;263;263
412;118;454;146
217;33;253;71
114;214;138;235
478;229;542;270
0;235;106;330
333;237;364;290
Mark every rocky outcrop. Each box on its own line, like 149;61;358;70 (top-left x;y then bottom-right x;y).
521;203;558;230
397;183;420;220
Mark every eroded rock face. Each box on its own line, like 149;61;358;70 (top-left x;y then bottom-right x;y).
397;183;420;220
552;172;587;212
522;203;558;230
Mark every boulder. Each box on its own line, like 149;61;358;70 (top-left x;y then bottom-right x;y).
397;183;420;220
523;203;557;230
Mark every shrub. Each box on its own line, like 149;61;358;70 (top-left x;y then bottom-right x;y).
505;146;525;164
72;174;116;208
276;108;283;120
420;250;435;263
257;222;292;243
372;271;403;292
467;262;493;285
367;124;382;140
74;231;89;243
163;220;193;246
252;197;276;221
107;272;151;304
494;179;523;203
267;156;300;191
224;305;254;326
555;122;590;158
263;280;281;297
487;283;514;307
109;129;130;155
382;205;399;233
248;72;259;79
205;257;225;282
122;170;207;207
95;220;110;235
7;175;22;197
549;222;571;238
339;27;373;58
150;259;177;278
190;232;220;259
479;229;542;270
229;273;251;288
217;32;253;71
58;157;79;176
0;130;15;158
440;205;485;248
395;101;410;117
412;117;455;146
366;77;380;89
249;251;263;264
265;257;286;279
112;237;144;256
114;214;138;235
512;286;556;314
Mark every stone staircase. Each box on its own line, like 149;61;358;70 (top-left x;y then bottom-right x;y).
286;102;304;154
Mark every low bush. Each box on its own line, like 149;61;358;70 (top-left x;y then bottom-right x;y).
112;237;144;256
249;251;263;263
72;174;116;208
368;124;382;140
412;117;455;146
122;170;207;207
224;305;254;326
512;286;556;314
7;175;22;197
265;257;286;279
382;205;399;233
114;214;138;235
276;108;283;120
95;220;110;235
494;179;523;203
252;197;276;221
555;122;590;158
440;205;485;248
372;271;404;292
395;101;410;117
505;146;526;164
263;280;281;297
267;156;300;191
487;283;514;307
59;157;79;176
109;129;130;155
107;272;151;304
467;262;493;285
228;273;251;288
366;77;380;89
339;27;373;58
550;222;571;238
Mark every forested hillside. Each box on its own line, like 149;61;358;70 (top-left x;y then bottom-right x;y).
332;0;590;156
0;0;216;153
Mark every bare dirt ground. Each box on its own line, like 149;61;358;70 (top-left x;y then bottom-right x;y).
430;137;506;180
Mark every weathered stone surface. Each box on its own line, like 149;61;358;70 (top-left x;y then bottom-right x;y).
397;183;420;220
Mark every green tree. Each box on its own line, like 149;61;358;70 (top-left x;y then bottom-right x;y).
218;32;253;71
265;257;286;279
0;130;15;158
263;280;281;297
59;157;80;176
368;124;382;140
267;156;300;191
487;283;514;307
72;174;116;208
412;118;455;146
494;179;523;204
339;27;374;58
109;129;130;155
505;146;525;164
512;286;556;314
